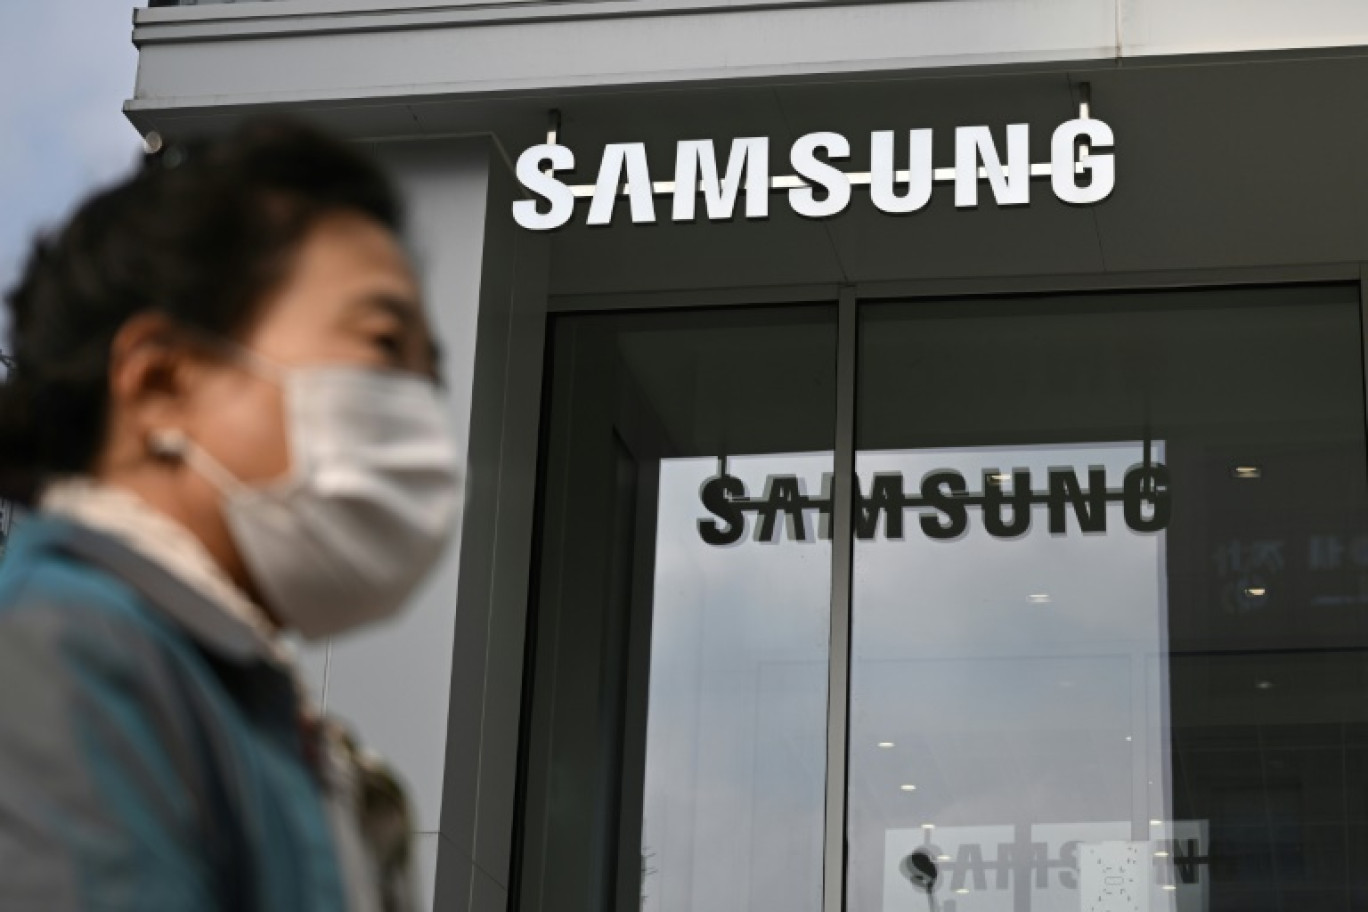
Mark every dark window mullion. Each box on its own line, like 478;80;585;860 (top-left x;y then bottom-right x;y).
824;286;859;912
1359;265;1368;489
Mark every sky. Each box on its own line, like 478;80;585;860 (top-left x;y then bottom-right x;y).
0;2;145;348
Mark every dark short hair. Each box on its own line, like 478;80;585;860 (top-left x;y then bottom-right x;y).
0;117;403;505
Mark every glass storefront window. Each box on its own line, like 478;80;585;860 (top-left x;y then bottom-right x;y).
640;451;831;912
519;306;837;912
848;441;1171;911
850;287;1368;912
520;284;1368;912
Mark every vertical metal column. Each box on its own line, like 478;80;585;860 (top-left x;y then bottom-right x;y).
823;287;858;912
1359;266;1368;486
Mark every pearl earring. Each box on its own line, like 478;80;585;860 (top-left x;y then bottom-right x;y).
148;428;189;461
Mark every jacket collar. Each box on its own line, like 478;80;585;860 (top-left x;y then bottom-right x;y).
15;516;276;665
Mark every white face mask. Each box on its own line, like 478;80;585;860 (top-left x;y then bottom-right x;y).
151;357;462;639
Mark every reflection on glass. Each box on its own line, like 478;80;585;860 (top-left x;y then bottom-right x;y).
853;443;1173;912
641;453;831;912
850;287;1368;912
519;305;836;912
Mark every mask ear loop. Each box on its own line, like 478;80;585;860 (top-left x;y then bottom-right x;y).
146;330;293;485
222;342;287;385
147;427;250;497
173;323;289;386
148;332;303;502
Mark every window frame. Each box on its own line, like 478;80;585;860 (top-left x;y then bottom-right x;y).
511;261;1368;912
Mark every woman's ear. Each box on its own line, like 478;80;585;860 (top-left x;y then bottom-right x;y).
107;313;199;436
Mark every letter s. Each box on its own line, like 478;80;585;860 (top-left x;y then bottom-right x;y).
790;132;852;219
699;474;747;546
513;143;576;230
920;471;969;540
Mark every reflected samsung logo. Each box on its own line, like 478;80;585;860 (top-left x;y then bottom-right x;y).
698;464;1170;545
882;822;1207;909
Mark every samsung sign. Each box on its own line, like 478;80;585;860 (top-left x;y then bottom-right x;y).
697;462;1168;546
512;117;1115;230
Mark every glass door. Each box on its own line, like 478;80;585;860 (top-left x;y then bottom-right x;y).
518;304;838;912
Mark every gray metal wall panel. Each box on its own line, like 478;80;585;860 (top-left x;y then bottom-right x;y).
537;55;1368;296
128;0;1368;131
387;136;548;912
412;833;442;911
130;0;1118;115
435;147;516;878
471;864;509;912
317;138;493;860
466;226;549;889
1087;57;1368;273
1120;0;1368;56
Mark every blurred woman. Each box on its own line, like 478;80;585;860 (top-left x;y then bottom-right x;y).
0;119;461;912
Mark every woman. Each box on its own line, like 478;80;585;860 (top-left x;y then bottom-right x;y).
0;119;461;911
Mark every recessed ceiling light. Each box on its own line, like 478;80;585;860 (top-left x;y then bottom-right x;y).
1149;819;1164;827
900;784;917;792
955;888;970;895
1154;851;1170;858
1027;593;1051;604
1124;735;1133;742
1162;885;1177;892
1245;586;1267;597
1255;680;1274;690
878;742;895;749
936;854;951;862
1232;465;1262;479
922;823;935;830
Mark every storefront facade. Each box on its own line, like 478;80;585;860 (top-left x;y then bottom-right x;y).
131;3;1368;910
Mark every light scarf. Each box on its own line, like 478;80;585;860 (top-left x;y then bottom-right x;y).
40;476;284;660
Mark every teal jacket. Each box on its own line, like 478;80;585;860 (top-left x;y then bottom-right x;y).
0;517;350;911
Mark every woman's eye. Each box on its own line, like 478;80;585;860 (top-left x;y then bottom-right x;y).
372;334;404;358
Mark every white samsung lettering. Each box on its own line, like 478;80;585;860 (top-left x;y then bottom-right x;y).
955;124;1031;208
587;142;656;226
789;132;851;219
870;129;934;215
512;143;576;231
1052;117;1116;205
512;117;1116;229
672;137;770;222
